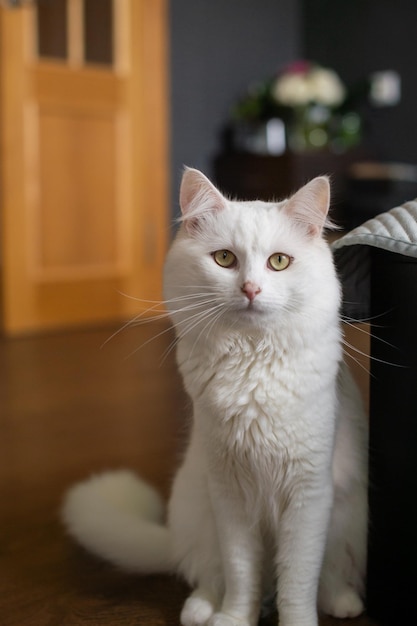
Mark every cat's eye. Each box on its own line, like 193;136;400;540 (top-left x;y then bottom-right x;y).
213;250;237;268
268;253;291;271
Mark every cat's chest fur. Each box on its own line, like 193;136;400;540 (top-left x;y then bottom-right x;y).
178;331;338;471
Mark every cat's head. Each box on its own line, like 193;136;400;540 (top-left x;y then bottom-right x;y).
164;168;340;342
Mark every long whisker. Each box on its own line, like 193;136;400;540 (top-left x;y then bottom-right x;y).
114;289;217;306
160;304;227;365
341;343;373;378
100;310;170;349
283;302;401;373
289;299;399;355
341;318;398;352
159;304;224;363
341;338;406;369
187;304;229;361
124;322;177;360
174;303;226;345
341;310;400;361
127;300;225;361
161;307;219;365
129;297;221;328
101;292;219;348
340;306;396;326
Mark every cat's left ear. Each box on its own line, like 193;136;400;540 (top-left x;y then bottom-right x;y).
284;176;331;237
179;167;227;233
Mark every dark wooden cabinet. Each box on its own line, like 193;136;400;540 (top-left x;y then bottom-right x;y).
213;150;366;226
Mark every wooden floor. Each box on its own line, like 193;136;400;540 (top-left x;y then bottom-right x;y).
0;321;377;625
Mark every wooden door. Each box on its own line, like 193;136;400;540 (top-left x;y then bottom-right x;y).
0;0;169;335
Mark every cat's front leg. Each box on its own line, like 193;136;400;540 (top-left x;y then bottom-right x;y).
275;475;333;626
208;477;263;626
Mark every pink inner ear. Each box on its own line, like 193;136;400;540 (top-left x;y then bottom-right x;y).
179;169;202;215
285;176;330;237
179;168;227;230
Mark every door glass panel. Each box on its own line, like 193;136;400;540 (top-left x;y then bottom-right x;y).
84;0;113;66
37;0;68;60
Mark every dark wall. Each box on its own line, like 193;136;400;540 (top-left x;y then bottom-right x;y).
169;0;301;218
303;0;417;165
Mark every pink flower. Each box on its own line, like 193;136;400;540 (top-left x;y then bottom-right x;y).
279;60;312;76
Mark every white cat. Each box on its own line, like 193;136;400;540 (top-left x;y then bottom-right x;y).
62;169;368;626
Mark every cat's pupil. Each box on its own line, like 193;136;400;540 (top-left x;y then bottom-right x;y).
213;250;236;268
268;252;291;271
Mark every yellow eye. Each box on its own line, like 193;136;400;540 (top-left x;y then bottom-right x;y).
213;250;237;268
268;253;291;271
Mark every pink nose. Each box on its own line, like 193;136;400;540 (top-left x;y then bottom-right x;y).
241;281;261;302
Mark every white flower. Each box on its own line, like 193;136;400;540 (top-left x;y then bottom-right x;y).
273;73;312;106
308;68;345;106
273;66;345;107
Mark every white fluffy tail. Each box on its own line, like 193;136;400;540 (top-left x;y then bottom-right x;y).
62;470;173;573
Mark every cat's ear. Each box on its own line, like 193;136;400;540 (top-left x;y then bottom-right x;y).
284;176;331;237
179;167;227;233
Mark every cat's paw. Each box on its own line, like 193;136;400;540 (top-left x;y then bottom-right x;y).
208;613;251;626
320;587;364;618
181;596;215;626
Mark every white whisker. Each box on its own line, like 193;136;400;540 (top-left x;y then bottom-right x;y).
101;291;221;350
342;345;373;378
187;304;229;361
159;304;222;364
175;303;226;344
125;323;176;360
341;317;399;353
341;338;406;369
124;298;225;362
340;306;396;326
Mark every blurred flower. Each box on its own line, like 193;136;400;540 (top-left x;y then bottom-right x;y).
231;61;362;153
233;61;348;124
273;62;346;107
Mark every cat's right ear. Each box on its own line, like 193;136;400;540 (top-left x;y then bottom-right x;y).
179;167;227;233
284;176;331;237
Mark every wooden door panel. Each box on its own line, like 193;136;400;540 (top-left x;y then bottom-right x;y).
32;66;123;107
37;109;118;273
0;1;168;334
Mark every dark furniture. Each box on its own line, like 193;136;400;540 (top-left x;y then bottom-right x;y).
346;162;417;229
367;249;417;625
213;150;366;227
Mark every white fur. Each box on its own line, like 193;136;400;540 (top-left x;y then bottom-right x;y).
62;171;368;626
62;471;172;573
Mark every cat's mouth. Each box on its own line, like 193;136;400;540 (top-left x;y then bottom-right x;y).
237;300;265;316
228;295;268;320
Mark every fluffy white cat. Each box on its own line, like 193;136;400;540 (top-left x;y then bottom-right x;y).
62;169;368;626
